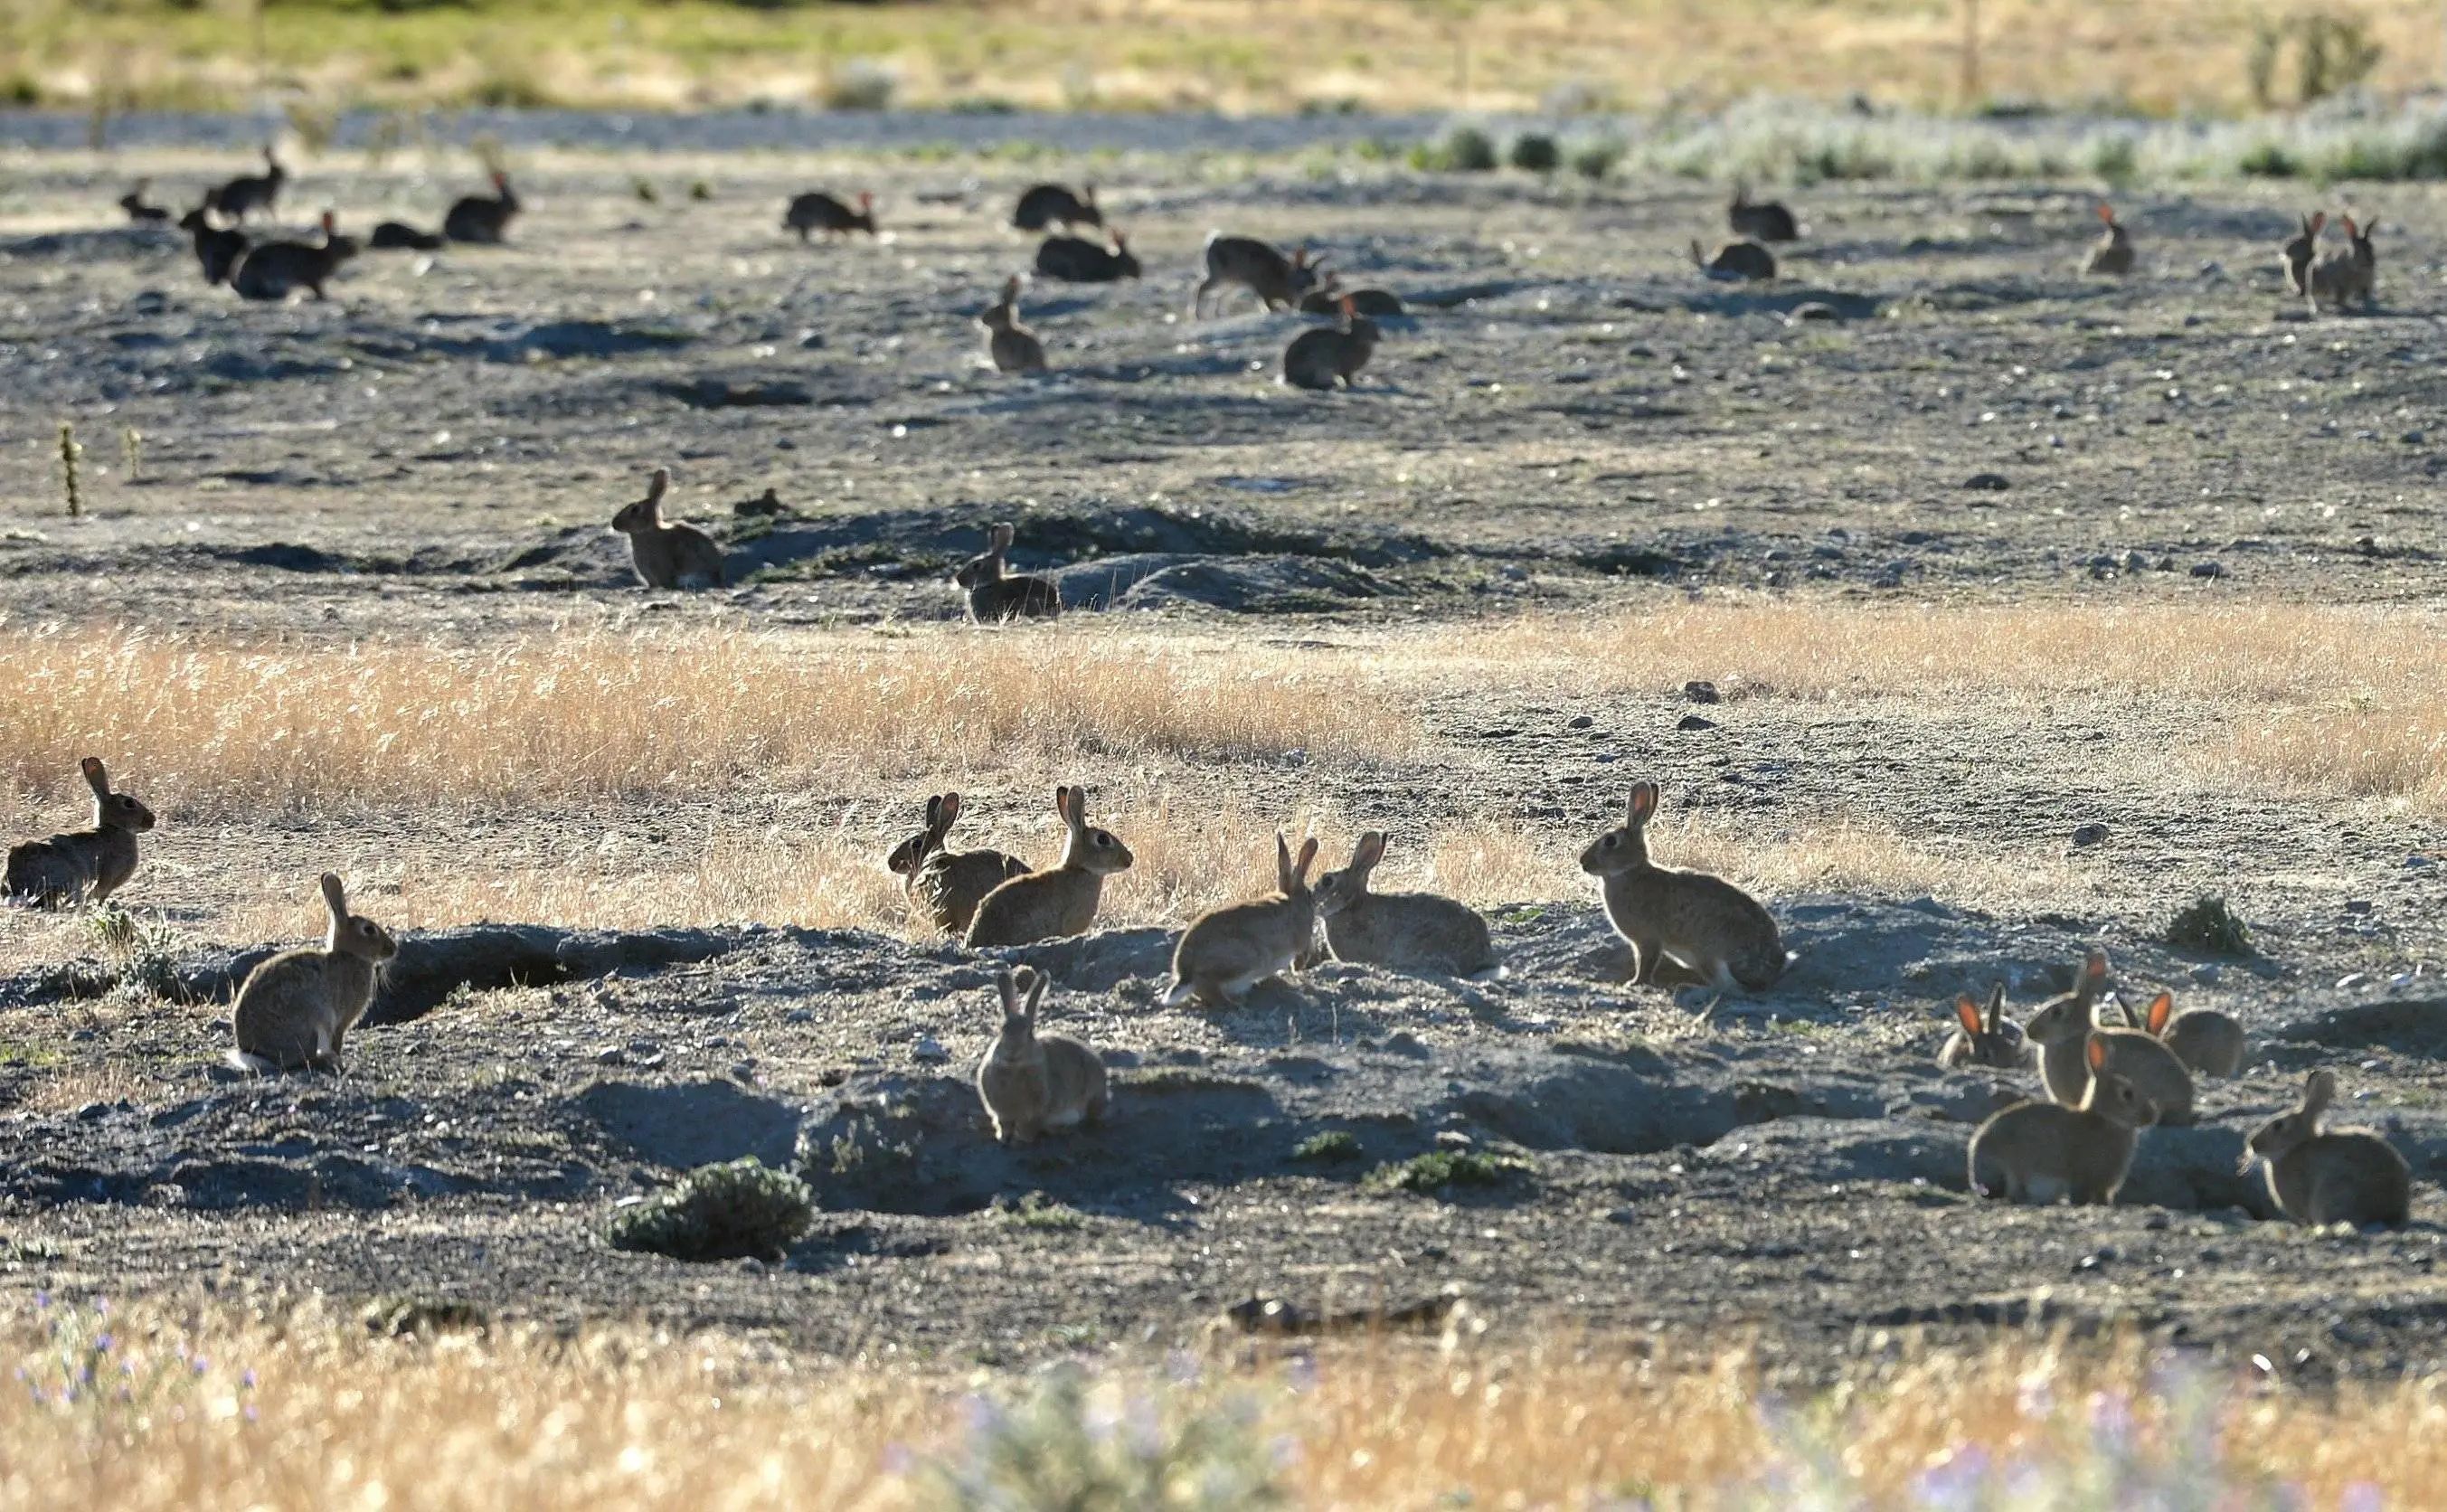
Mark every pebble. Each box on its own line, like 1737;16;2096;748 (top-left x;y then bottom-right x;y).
592;1045;626;1066
1677;714;1718;732
1683;680;1721;704
2336;971;2371;990
2189;561;2225;579
783;1008;814;1025
1567;714;1593;729
2343;899;2374;916
1498;563;1529;582
2123;549;2151;572
2188;963;2223;986
912;1036;950;1063
2407;855;2437;869
2070;823;2110;849
1785;302;1839;325
1961;471;2011;491
2404;430;2426;444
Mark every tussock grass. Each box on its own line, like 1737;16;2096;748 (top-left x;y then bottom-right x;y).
0;1301;2435;1508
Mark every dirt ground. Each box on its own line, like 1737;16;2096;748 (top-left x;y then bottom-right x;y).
2;145;2444;1384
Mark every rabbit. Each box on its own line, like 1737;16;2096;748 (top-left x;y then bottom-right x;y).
783;190;876;241
227;874;398;1074
978;276;1049;373
1937;982;2030;1071
2157;1000;2246;1079
369;220;445;251
5;758;156;909
976;966;1109;1144
118;180;170;223
1311;830;1497;978
1727;184;1799;242
2082;203;2132;276
2310;214;2377;312
887;792;1030;936
609;467;727;590
2087;988;2197;1126
208;147;285;222
179;206;249;287
2244;1068;2411;1226
1194;232;1323;317
1164;834;1321;1008
2281;211;2324;298
2025;949;2113;1106
1578;781;1784;992
1692;239;1776;281
1299;279;1405;317
1968;1034;2159;1205
443;171;521;244
965;785;1133;947
1282;296;1380;392
1013;183;1101;232
952;522;1062;621
231;211;359;301
1034;232;1140;283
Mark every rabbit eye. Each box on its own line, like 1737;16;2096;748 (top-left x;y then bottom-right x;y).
1602;835;1620;848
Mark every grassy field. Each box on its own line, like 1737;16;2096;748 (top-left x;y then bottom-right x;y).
4;0;2443;117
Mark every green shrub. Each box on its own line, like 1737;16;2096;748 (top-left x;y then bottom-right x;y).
1569;140;1623;181
914;1366;1286;1510
2166;895;2253;957
1365;1148;1527;1195
1415;124;1498;173
997;1192;1085;1232
1291;1130;1362;1163
2238;141;2301;178
2088;135;2140;188
1507;132;1562;175
606;1158;814;1262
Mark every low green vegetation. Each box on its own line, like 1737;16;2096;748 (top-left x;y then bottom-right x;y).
1365;1148;1528;1195
1291;1129;1363;1163
605;1158;814;1262
2167;895;2254;957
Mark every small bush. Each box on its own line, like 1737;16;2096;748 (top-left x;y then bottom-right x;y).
1291;1130;1362;1163
2166;895;2253;957
1507;132;1562;175
87;907;183;1001
1414;124;1498;173
997;1192;1086;1232
2238;141;2301;178
1569;140;1623;181
914;1366;1286;1510
824;59;898;112
2088;135;2140;188
1366;1149;1527;1195
606;1158;813;1262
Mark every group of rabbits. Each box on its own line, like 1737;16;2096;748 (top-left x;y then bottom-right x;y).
1950;948;2410;1225
2083;202;2378;313
127;149;519;302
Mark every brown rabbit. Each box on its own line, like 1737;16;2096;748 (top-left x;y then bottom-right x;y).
1578;782;1784;991
952;522;1062;621
784;190;877;241
610;468;727;590
231;211;358;301
1937;983;2029;1071
1311;830;1497;978
1968;1034;2159;1205
965;785;1133;948
179;206;248;286
2083;203;2132;276
2087;988;2197;1126
886;792;1030;936
2025;949;2113;1105
119;180;171;223
2158;1000;2246;1079
976;966;1108;1144
978;276;1049;373
443;170;521;244
5;758;156;909
2310;214;2376;312
1194;233;1323;317
1282;296;1379;392
1165;833;1321;1008
1013;183;1101;233
1299;279;1405;317
2244;1068;2411;1226
1727;184;1800;242
227;874;398;1074
1034;232;1139;283
2281;211;2324;298
1692;239;1776;281
209;146;285;222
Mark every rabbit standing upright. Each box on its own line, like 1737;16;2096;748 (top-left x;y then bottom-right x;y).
5;758;156;908
978;277;1050;373
1282;296;1379;392
953;522;1062;621
976;967;1108;1145
610;468;727;590
229;874;399;1074
1579;782;1784;991
444;170;522;244
965;786;1133;948
2083;203;2132;275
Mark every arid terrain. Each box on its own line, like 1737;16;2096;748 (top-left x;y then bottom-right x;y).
3;134;2445;1417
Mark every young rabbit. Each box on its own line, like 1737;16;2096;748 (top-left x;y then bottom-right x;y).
1937;983;2030;1071
1194;233;1323;317
1727;184;1799;242
783;190;877;241
976;966;1108;1144
1299;279;1405;317
2281;212;2323;298
227;874;398;1074
1578;781;1784;991
1034;232;1140;283
209;147;286;222
443;171;521;244
952;522;1062;621
610;468;727;590
2087;988;2197;1126
2310;215;2377;311
2025;949;2113;1105
2244;1068;2411;1226
1164;834;1321;1008
887;792;1030;936
978;276;1049;373
179;206;248;286
369;220;446;251
231;211;359;302
965;785;1133;947
118;180;170;223
5;758;156;909
1013;183;1101;232
1282;296;1380;392
1692;239;1776;281
1311;830;1497;978
2082;203;2132;276
1968;1035;2159;1205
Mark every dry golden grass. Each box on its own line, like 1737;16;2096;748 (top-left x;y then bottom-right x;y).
0;1301;2438;1509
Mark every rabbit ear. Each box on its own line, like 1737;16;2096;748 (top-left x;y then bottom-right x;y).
1354;830;1387;871
647;468;669;504
2310;211;2328;235
921;794;942;830
2362;219;2378;238
1274;831;1293;888
2079;950;2109;997
990;522;1015;551
1628;782;1658;826
1060;785;1085;827
1293;836;1320;883
2305;1067;2338;1114
2146;991;2174;1035
1984;981;2008;1032
938;792;961;829
318;873;349;920
997;969;1020;1017
2085;1033;2108;1073
1021;969;1049;1019
2095;203;2115;224
80;757;110;798
1953;994;1984;1037
2342;215;2359;239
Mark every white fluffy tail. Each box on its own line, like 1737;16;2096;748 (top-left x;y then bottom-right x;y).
223;1048;276;1074
1468;960;1509;983
1161;978;1195;1008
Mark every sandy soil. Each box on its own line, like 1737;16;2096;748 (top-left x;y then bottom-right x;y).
2;147;2444;1381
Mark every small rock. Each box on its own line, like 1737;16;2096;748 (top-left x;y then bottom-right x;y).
912;1036;950;1064
2070;823;2110;849
1606;1207;1638;1225
1785;302;1839;325
1683;680;1722;704
2189;561;2225;579
592;1045;626;1066
729;1061;760;1083
2188;963;2223;987
2336;971;2371;990
74;1101;111;1122
1961;472;2011;492
2407;855;2437;869
1567;714;1594;730
2156;555;2178;572
1677;713;1718;732
2403;430;2426;445
2343;899;2375;916
1433;1129;1475;1150
1765;570;1790;588
783;1008;814;1025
